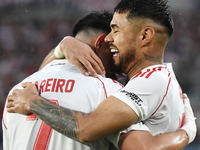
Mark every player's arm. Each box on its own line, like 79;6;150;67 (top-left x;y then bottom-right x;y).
39;37;67;70
119;129;188;150
117;93;196;150
56;36;105;77
38;36;105;77
38;49;57;70
6;82;138;143
6;83;196;149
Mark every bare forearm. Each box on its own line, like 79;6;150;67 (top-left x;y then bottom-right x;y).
29;97;83;142
7;83;138;144
29;96;137;144
152;129;188;150
119;129;188;150
39;49;58;70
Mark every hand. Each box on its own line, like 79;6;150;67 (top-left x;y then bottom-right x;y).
6;82;39;115
60;37;106;77
181;93;197;144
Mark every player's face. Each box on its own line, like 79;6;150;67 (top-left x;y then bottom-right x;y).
105;12;142;74
97;41;122;79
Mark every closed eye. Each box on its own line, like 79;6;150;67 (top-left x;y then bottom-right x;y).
111;24;119;34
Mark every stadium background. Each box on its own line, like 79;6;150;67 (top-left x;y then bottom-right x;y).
0;0;199;149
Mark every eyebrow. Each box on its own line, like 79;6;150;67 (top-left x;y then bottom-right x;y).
110;24;119;29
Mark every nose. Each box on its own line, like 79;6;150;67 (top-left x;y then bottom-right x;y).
105;32;113;43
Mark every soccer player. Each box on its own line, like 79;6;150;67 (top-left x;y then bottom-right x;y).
3;10;191;150
6;0;196;149
3;11;123;150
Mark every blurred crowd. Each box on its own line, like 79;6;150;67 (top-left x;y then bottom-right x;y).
0;0;199;149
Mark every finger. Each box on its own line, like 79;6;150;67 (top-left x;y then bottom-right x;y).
88;55;106;77
73;59;90;76
79;58;98;77
6;101;14;108
7;95;14;103
7;107;16;113
11;90;16;96
77;49;105;77
21;82;32;88
70;51;98;77
11;89;22;97
90;52;106;76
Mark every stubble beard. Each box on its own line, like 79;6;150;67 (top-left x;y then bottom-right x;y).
117;48;136;74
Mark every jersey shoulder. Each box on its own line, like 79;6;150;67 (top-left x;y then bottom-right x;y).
132;65;169;80
97;75;124;97
126;65;171;93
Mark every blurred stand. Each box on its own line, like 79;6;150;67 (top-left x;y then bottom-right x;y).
0;0;199;150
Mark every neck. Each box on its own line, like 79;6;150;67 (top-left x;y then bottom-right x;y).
126;59;162;80
126;59;144;80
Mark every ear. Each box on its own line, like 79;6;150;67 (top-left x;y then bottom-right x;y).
141;27;155;46
94;34;107;53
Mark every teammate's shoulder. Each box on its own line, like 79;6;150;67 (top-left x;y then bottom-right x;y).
97;75;124;88
41;59;79;72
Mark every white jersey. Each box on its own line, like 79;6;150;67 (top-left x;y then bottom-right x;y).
113;63;184;134
108;63;185;149
2;59;123;150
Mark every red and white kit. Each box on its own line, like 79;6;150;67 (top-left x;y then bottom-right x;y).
2;59;123;150
2;61;184;150
109;63;185;148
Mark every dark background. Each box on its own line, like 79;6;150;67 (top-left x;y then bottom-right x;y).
0;0;199;149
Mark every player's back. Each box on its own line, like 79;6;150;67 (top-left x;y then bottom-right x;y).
3;60;122;150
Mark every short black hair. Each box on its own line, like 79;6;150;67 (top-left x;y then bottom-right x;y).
73;11;113;37
114;0;174;37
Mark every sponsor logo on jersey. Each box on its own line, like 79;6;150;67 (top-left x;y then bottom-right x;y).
120;90;143;106
50;63;66;67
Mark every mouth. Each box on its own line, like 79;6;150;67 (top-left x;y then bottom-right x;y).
111;49;119;57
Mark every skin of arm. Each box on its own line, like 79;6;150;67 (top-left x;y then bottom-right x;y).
6;82;190;150
38;37;106;77
58;36;105;77
118;130;188;150
7;82;138;143
38;49;57;70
